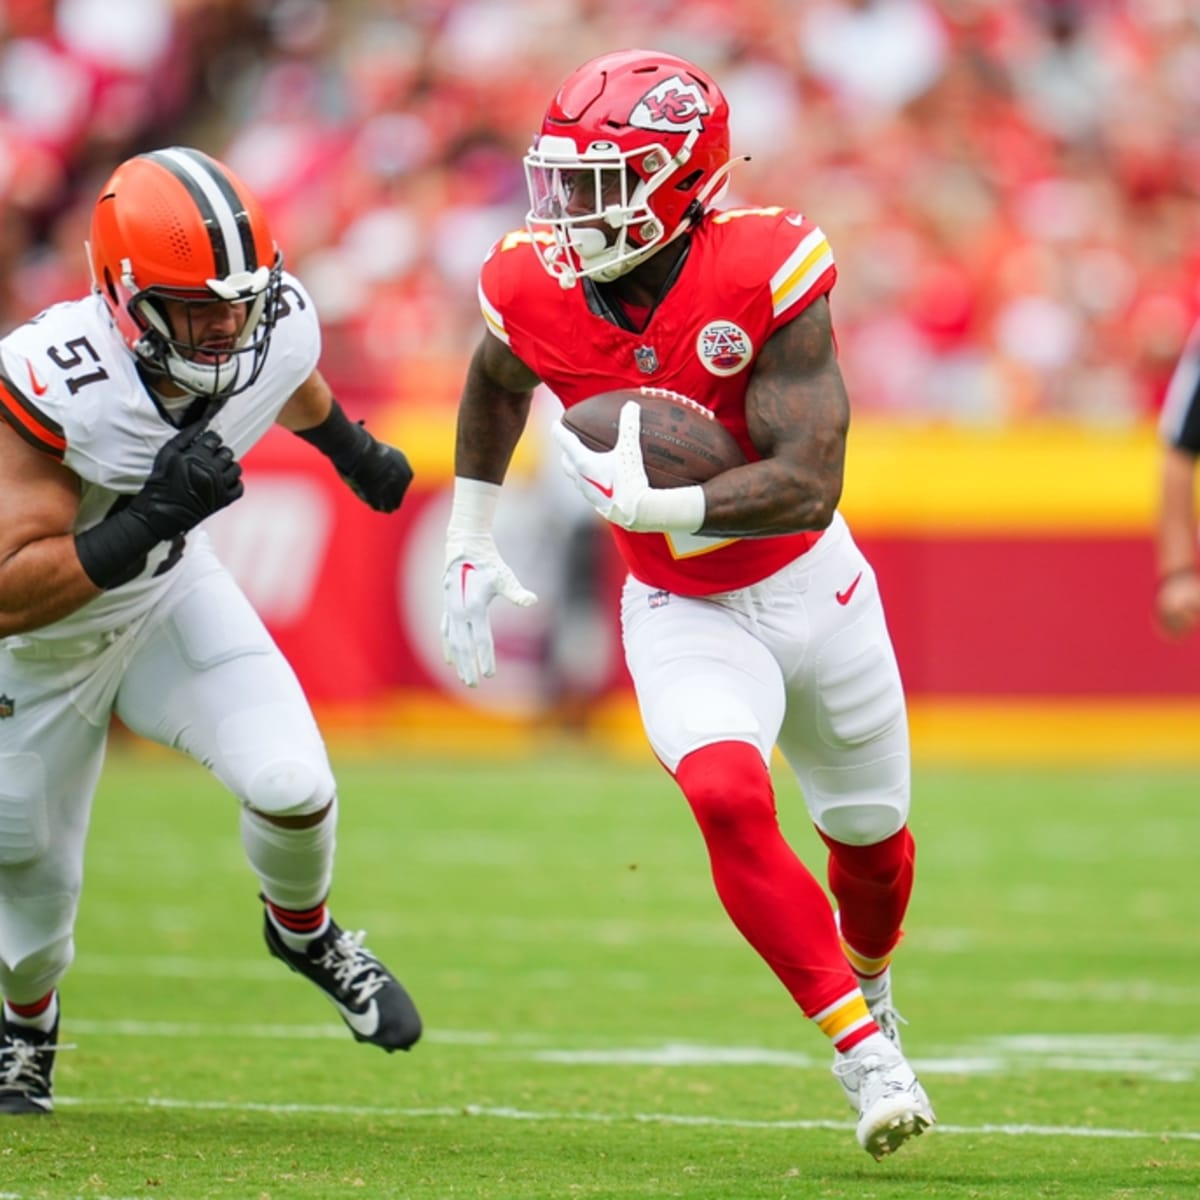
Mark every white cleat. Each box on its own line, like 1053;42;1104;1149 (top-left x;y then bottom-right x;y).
829;979;908;1084
833;1032;935;1161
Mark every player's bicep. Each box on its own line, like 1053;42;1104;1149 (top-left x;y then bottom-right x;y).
454;333;539;482
0;416;81;562
745;297;849;470
476;328;540;394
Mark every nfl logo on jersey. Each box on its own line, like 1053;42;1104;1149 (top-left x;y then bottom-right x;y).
0;694;14;719
634;345;659;374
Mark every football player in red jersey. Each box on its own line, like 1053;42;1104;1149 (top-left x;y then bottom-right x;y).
440;49;935;1159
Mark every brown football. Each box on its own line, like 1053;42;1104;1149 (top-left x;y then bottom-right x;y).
561;387;747;489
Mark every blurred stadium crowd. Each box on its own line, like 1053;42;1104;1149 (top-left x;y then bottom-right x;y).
2;0;1199;425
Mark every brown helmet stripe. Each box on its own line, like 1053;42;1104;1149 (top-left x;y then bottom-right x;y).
142;147;257;279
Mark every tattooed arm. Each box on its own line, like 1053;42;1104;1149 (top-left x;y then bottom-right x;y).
454;332;540;483
699;295;849;537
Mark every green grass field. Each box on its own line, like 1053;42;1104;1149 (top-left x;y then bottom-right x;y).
2;740;1197;1199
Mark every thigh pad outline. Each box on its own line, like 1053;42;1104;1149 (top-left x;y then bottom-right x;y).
0;754;49;866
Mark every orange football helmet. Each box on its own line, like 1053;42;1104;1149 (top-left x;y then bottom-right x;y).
88;146;283;398
524;49;736;287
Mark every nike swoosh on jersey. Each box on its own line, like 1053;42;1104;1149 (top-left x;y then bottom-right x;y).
582;474;615;498
332;996;381;1038
25;359;48;396
836;572;863;606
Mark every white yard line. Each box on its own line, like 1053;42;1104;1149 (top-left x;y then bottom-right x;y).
47;1095;1200;1142
63;1019;1200;1080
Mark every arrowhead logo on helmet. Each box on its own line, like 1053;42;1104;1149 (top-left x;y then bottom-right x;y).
630;78;711;134
524;49;739;289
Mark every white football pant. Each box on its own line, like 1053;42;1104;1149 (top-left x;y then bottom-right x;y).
621;512;911;846
0;540;335;1002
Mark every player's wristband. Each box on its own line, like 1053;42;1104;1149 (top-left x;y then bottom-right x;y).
75;508;160;589
447;476;503;536
634;484;705;534
294;398;372;474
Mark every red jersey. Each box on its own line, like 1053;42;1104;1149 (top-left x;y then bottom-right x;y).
478;206;838;596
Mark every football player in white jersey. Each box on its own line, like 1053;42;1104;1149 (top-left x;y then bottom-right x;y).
0;146;421;1113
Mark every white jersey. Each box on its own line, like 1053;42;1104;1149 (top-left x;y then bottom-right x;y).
0;271;320;642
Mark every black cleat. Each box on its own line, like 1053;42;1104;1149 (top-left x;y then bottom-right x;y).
264;914;422;1052
0;1016;59;1115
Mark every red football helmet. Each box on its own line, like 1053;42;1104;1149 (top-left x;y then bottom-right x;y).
88;146;283;398
524;49;735;288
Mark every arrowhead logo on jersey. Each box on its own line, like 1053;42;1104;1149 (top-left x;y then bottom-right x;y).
630;77;710;134
0;694;14;719
696;320;753;377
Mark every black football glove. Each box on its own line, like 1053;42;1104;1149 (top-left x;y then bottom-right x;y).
76;423;243;589
129;422;245;538
338;437;414;512
295;400;413;513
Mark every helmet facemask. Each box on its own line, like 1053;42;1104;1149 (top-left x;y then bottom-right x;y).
525;135;698;287
122;256;283;398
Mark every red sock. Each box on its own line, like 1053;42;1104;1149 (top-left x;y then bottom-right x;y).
6;991;54;1020
265;898;327;935
674;741;874;1047
819;825;915;961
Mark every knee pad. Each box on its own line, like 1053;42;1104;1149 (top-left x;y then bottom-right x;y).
808;755;909;845
0;754;50;866
215;702;334;817
244;757;333;818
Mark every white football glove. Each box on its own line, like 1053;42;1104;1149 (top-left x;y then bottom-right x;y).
441;479;537;688
551;400;705;534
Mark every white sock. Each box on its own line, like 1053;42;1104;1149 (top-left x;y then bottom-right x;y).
4;993;58;1034
241;796;337;914
857;966;891;1007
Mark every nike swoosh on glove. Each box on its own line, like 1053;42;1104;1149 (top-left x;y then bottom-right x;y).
552;399;649;528
552;400;705;534
441;536;537;687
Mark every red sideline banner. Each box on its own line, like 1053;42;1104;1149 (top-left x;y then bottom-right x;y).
207;428;1200;718
206;428;630;718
